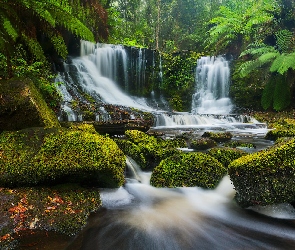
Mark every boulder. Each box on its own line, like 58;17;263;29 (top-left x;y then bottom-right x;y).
150;152;227;188
228;138;295;207
0;127;125;188
0;78;60;132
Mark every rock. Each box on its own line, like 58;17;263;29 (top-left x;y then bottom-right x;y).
150;152;227;188
0;127;125;188
228;138;295;207
0;78;60;132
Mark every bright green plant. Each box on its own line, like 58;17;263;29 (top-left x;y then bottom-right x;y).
0;0;95;77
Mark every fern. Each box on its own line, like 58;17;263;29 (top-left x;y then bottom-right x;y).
273;75;291;111
261;77;276;110
21;33;46;62
275;29;293;53
270;53;295;74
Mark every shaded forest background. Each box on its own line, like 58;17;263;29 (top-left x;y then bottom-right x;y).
1;0;295;112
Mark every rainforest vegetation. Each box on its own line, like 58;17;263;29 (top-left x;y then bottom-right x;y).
1;0;295;112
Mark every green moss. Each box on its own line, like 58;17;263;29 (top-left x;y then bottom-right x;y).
0;127;125;188
116;130;186;169
190;138;217;150
265;129;295;141
202;131;233;143
228;138;295;207
224;141;256;149
208;147;247;168
150;152;227;188
0;78;60;131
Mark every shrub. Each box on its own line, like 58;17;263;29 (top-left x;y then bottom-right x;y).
150;152;227;188
202;131;233;143
0;127;125;188
208;147;247;168
190;138;217;150
228;138;295;207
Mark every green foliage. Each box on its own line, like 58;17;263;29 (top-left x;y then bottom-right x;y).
150;152;227;188
161;51;201;111
207;0;279;53
0;128;126;188
0;0;95;79
261;74;291;111
208;147;247;168
275;29;293;53
261;77;276;110
228;138;295;207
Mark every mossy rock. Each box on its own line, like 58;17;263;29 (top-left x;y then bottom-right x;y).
228;138;295;207
208;147;247;168
0;78;60;132
0;184;101;249
0;127;125;188
265;129;295;141
190;138;217;150
202;131;233;143
223;140;256;149
116;130;186;169
150;152;227;188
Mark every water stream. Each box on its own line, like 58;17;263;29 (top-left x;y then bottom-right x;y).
52;43;295;249
67;160;295;250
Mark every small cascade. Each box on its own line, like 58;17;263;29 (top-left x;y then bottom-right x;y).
192;56;232;114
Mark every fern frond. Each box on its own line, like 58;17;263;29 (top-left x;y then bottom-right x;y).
270;53;295;74
240;43;276;57
258;52;279;64
238;59;262;77
21;33;46;62
50;33;68;59
2;18;18;41
275;29;293;53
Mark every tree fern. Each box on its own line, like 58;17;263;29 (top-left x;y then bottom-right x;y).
270;53;295;74
261;76;276;110
273;75;291;111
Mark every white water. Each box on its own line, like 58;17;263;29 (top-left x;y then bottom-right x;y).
192;56;232;114
71;163;295;250
56;41;267;136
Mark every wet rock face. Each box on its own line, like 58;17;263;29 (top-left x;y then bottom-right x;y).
0;78;59;132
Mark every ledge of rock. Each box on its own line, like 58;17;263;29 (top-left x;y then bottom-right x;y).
0;78;60;132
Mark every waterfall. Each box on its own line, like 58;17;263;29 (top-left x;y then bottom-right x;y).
192;56;232;114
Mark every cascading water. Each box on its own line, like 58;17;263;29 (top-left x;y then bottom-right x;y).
192;56;232;115
68;163;295;250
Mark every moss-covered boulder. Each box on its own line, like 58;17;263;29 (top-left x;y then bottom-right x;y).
190;138;217;150
115;130;186;169
0;78;60;131
265;129;295;141
208;147;247;168
228;139;295;207
223;140;256;149
150;152;227;188
0;127;125;188
202;131;233;143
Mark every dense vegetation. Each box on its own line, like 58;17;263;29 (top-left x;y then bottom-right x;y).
1;0;295;112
